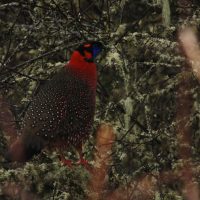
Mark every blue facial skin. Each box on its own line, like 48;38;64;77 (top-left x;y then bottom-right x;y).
93;44;102;58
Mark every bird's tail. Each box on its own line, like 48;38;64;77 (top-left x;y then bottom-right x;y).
4;134;45;162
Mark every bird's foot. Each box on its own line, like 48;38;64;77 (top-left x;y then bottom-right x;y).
77;158;88;166
76;158;92;172
62;159;73;168
59;155;73;168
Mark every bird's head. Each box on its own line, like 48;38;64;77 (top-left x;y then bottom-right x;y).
68;41;103;88
76;41;103;62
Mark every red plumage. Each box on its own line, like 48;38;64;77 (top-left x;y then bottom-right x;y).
68;50;97;89
5;41;103;162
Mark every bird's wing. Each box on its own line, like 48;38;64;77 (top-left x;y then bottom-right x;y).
22;91;68;138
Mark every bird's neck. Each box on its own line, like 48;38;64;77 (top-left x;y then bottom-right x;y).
67;51;97;90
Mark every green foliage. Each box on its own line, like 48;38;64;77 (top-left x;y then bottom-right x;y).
0;153;89;199
0;0;200;199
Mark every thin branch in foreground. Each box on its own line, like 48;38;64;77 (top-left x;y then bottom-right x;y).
179;28;200;82
88;123;115;200
178;27;200;200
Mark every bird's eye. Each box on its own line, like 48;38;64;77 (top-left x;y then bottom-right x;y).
84;44;91;48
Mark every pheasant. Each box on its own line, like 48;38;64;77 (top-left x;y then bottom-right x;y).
4;41;103;164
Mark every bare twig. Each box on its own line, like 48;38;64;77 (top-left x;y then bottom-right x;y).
0;3;19;9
